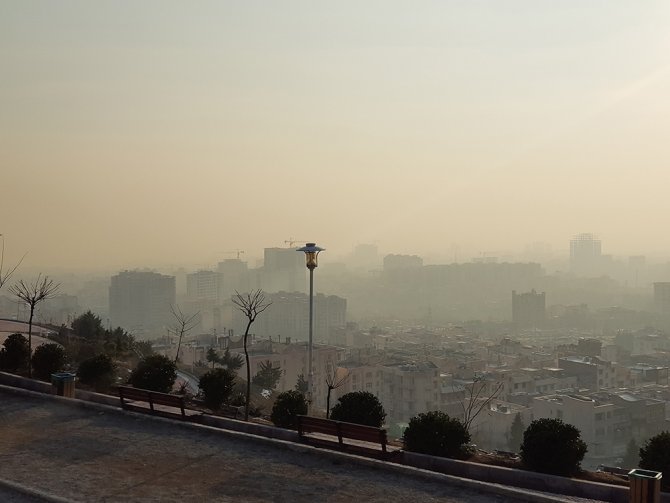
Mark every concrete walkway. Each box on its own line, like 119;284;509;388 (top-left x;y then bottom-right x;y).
0;388;527;503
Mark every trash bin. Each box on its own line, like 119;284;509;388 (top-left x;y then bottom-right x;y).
51;372;76;398
629;468;662;503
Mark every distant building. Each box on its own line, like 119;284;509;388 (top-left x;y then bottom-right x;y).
186;270;221;301
338;359;439;424
557;355;634;391
41;294;79;326
577;338;602;358
217;259;250;300
570;233;602;276
109;271;175;333
628;256;646;287
230;291;346;344
383;254;423;271
262;247;306;293
534;391;666;460
653;282;670;313
512;290;545;327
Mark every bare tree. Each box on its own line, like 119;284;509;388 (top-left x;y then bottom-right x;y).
460;374;504;433
169;304;199;364
325;365;349;419
232;289;271;421
0;235;25;290
9;274;60;378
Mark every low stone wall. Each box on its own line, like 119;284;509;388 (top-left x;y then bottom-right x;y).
199;414;300;443
0;372;51;393
0;371;118;407
401;451;670;503
74;388;120;407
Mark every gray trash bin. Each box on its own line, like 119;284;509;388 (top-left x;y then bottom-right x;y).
51;372;76;398
628;468;662;503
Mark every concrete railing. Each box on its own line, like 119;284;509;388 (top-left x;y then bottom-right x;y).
0;371;119;407
401;451;634;503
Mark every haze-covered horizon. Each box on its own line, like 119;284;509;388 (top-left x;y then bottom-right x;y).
3;1;670;271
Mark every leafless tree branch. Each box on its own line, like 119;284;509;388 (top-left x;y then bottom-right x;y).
9;274;60;378
325;365;349;418
232;289;271;421
460;375;504;432
170;304;199;364
0;236;26;290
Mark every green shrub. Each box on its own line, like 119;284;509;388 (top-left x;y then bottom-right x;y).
520;418;587;476
199;368;236;410
77;354;116;392
403;411;471;458
128;354;177;393
32;343;67;381
640;431;670;489
252;360;282;390
0;333;30;373
271;390;308;428
329;391;386;427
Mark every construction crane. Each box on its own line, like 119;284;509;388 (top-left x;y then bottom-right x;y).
284;238;307;248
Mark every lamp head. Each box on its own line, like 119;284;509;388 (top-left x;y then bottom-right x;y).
297;242;325;270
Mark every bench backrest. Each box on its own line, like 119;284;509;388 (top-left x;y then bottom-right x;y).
118;386;151;402
339;421;387;444
118;386;185;411
299;416;341;436
149;391;185;408
298;415;387;447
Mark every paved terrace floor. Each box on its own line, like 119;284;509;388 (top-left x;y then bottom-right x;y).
0;389;520;503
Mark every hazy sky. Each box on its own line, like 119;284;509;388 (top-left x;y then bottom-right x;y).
2;1;670;270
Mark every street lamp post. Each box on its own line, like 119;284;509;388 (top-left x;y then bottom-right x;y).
297;242;324;414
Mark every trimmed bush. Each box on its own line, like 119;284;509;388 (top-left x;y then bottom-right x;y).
32;343;67;381
520;418;587;476
0;333;30;373
77;354;116;392
640;431;670;490
271;390;308;429
403;411;471;458
199;368;236;410
329;391;386;427
128;354;177;393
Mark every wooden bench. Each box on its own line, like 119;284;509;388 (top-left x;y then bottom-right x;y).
117;386;201;421
297;415;391;458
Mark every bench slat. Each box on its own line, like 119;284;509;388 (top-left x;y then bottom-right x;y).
117;386;188;418
297;415;388;454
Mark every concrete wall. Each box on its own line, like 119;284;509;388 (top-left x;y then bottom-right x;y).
402;451;670;503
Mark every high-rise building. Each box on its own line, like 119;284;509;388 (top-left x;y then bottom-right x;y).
186;270;221;301
109;271;175;333
217;259;250;300
262;247;306;293
570;233;602;275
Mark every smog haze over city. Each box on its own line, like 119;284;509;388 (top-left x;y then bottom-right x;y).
3;1;670;272
8;3;670;494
